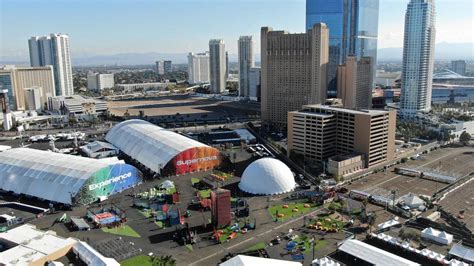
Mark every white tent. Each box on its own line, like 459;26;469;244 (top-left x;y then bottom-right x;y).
220;255;301;266
312;257;341;266
377;219;400;230
239;158;296;195
398;193;425;209
73;241;120;266
421;227;453;245
338;239;419;266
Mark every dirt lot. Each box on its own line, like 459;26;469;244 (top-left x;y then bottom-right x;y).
346;146;474;199
439;178;474;230
107;95;260;122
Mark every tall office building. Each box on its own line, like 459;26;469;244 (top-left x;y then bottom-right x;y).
248;67;261;102
400;0;436;117
156;61;165;75
0;66;55;111
261;23;329;126
164;60;172;73
306;0;379;97
288;104;396;167
187;52;210;84
0;89;12;131
87;73;114;91
451;60;466;76
225;51;229;81
238;36;255;98
29;34;73;96
337;56;373;109
209;39;226;93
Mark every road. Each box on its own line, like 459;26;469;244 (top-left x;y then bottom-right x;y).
189;207;324;266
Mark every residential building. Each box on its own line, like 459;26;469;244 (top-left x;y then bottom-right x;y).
187;52;210;84
164;60;172;73
48;95;107;115
306;0;379;97
29;34;73;96
0;89;12;131
238;36;255;98
261;24;329;126
451;60;466;76
225;51;229;81
87;73;114;91
400;0;436;117
288;104;396;168
209;39;226;93
0;65;55;111
248;67;261;102
156;61;165;75
337;56;373;109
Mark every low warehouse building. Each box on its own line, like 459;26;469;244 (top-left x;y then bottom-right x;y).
0;148;142;205
106;119;221;175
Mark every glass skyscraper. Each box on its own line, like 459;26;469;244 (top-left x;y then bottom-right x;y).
306;0;379;97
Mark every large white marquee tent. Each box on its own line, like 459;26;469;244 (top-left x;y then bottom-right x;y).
239;158;296;195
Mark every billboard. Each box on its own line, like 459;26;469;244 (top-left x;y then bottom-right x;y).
76;163;142;205
170;146;221;175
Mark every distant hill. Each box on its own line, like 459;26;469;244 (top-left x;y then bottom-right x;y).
378;42;474;61
1;42;472;66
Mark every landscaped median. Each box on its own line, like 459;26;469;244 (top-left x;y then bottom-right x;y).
269;202;318;221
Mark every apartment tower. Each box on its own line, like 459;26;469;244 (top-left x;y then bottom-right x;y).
209;39;226;94
29;34;73;96
400;0;436;117
238;36;255;98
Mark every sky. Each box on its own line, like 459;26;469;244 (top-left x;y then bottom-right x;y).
0;0;473;58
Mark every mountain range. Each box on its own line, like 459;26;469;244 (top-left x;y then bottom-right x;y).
1;42;472;66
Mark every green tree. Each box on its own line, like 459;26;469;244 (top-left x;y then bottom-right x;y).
151;255;176;266
459;131;471;146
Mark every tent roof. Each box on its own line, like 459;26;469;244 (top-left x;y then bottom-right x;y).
339;239;419;266
82;141;118;153
220;255;301;266
449;244;474;263
0;148;112;204
239;158;296;195
105;119;210;173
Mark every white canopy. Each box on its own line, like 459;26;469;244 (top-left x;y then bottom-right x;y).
73;241;120;266
421;227;453;245
220;255;301;266
338;239;419;266
399;193;425;208
106;119;211;173
239;158;296;195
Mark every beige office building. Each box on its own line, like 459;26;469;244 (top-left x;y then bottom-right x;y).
337;56;373;109
261;23;329;126
288;104;396;168
0;66;55;111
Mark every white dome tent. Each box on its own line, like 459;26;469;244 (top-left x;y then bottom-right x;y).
239;158;296;195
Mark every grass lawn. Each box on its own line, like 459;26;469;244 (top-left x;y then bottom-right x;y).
191;177;200;185
102;225;141;238
243;242;266;252
198;189;212;199
293;236;327;255
155;221;164;229
121;255;152;266
269;202;317;221
138;208;152;218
